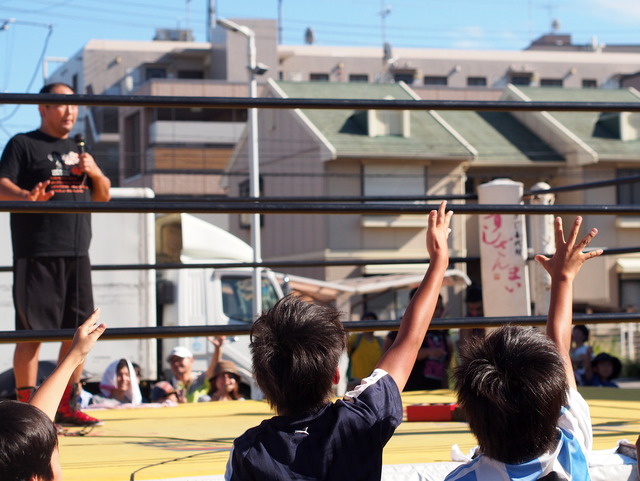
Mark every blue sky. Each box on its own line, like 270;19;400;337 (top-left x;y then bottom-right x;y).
1;0;640;145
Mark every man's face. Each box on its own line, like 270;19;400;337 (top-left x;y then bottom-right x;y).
168;355;193;377
38;84;77;139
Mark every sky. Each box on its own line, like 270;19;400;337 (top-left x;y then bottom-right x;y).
1;0;640;145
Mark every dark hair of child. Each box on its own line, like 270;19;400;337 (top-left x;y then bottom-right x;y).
250;294;346;416
0;400;58;481
454;325;568;464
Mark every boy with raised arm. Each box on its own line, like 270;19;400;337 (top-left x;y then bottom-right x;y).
225;202;452;481
0;310;106;481
446;217;601;481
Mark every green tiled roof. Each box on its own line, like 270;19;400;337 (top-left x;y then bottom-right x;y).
515;87;640;159
275;81;471;158
436;110;563;164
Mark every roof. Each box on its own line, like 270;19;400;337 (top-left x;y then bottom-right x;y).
513;87;640;160
435;110;564;165
274;81;472;159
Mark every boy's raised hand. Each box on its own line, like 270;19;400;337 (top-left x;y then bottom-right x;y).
426;201;453;259
70;308;107;361
534;216;602;280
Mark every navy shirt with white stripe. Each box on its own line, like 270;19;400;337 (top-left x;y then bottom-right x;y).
225;369;402;481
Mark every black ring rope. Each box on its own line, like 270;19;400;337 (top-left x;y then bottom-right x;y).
3;92;640;112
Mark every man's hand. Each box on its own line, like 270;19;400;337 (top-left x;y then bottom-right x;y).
76;153;103;179
27;180;54;201
426;201;453;260
534;216;602;282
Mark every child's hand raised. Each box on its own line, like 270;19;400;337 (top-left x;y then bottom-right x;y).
426;201;453;259
70;308;107;361
535;216;602;281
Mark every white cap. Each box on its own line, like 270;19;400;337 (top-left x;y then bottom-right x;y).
166;346;193;361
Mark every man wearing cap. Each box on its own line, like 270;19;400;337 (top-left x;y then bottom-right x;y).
166;338;222;403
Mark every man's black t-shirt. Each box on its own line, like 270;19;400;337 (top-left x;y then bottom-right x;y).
0;130;92;258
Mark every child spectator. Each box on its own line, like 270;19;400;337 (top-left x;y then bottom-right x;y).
0;310;105;481
445;216;601;480
150;381;179;404
225;202;452;480
585;352;622;387
347;312;384;386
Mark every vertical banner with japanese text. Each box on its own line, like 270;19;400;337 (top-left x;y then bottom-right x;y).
477;179;531;317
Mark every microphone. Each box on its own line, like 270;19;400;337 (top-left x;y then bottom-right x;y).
74;133;87;185
74;133;86;154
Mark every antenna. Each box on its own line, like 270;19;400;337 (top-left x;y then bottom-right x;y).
304;27;314;45
379;1;392;47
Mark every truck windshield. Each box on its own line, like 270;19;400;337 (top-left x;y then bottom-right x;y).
221;275;280;323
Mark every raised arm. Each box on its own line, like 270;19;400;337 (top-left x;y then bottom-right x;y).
534;217;602;390
30;309;106;420
376;201;452;392
205;336;225;380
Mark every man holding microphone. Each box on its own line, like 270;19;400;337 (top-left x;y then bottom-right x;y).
0;82;111;425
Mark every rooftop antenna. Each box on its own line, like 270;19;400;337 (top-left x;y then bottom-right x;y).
185;0;191;33
207;0;217;42
380;1;392;47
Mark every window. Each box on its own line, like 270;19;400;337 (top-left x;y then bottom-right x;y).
393;72;415;84
221;275;280;323
467;76;487;87
510;75;531;86
145;67;167;81
540;78;563;87
309;73;329;82
423;76;448;86
582;79;598;88
178;70;204;79
362;164;426;200
349;74;369;82
617;169;640;204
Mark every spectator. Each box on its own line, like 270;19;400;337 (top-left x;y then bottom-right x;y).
166;336;223;403
585;352;622;387
384;294;453;390
89;358;143;406
150;381;179;405
347;312;384;386
445;216;601;481
457;285;484;352
199;360;245;402
225;202;452;480
570;324;592;385
0;310;105;481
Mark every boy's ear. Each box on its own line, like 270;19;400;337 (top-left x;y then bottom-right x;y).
332;368;340;385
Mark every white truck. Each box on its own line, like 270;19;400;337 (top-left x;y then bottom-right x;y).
0;188;285;399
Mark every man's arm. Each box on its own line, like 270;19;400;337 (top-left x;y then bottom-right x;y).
534;217;602;390
376;201;452;392
30;309;106;420
78;153;111;201
0;177;54;201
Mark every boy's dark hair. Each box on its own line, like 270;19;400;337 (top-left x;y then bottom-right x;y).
573;324;590;341
454;325;568;464
39;82;75;94
0;400;57;481
250;294;346;415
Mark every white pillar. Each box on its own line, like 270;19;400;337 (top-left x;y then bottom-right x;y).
477;179;531;317
529;182;555;316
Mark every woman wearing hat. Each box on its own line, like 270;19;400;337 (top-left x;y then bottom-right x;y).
199;350;245;402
